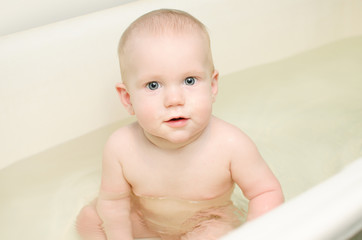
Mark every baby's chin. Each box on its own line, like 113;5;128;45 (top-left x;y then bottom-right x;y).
167;131;206;147
146;131;201;149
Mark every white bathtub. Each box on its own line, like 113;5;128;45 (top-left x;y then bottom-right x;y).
1;0;362;239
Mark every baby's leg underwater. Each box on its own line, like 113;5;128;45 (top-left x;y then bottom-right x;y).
76;200;106;240
130;209;160;239
76;199;159;239
180;204;243;240
180;218;234;240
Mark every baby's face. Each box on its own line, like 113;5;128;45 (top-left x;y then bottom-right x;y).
123;31;218;147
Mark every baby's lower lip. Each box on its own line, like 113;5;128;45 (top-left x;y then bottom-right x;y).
165;118;189;127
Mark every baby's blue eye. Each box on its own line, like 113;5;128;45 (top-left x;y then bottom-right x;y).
185;77;196;85
147;81;160;90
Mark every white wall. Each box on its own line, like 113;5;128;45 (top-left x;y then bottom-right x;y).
1;0;362;169
0;0;135;36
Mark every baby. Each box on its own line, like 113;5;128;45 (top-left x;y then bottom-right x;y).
76;9;284;240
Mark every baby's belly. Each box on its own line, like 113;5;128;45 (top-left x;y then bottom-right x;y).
131;186;241;235
136;196;210;226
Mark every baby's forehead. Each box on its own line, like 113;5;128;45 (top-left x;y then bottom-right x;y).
122;31;212;71
123;28;210;60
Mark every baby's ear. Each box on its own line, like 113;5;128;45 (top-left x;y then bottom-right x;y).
211;70;219;102
115;83;135;115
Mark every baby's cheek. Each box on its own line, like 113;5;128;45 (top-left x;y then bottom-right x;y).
135;100;162;125
191;97;213;120
136;104;155;119
133;95;156;113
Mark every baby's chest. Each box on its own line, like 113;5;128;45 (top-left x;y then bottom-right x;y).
124;152;232;197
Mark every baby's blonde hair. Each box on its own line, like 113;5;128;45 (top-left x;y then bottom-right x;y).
118;9;214;82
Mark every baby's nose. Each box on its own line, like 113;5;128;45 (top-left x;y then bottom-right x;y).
164;86;185;107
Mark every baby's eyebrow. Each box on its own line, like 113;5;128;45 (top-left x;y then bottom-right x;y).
182;71;206;78
137;74;163;83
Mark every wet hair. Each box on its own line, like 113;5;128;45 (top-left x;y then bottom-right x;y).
117;9;213;81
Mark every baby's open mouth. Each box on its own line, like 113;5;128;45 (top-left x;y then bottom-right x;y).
168;117;186;122
165;117;189;127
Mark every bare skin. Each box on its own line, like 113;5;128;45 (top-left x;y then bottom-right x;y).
77;117;283;239
77;10;284;240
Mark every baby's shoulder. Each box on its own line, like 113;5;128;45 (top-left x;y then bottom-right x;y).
109;122;137;139
104;122;139;152
211;116;254;146
211;117;260;161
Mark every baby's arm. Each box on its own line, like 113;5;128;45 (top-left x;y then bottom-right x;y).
96;134;133;240
230;130;284;221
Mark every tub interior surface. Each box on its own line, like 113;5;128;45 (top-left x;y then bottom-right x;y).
1;35;361;240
